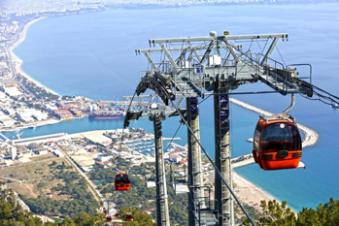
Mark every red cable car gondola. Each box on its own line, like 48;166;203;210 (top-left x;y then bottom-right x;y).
252;116;302;170
114;173;132;191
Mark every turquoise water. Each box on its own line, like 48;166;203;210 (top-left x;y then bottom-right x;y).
10;3;339;210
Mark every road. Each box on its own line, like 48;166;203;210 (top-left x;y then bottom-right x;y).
58;147;103;203
58;147;124;224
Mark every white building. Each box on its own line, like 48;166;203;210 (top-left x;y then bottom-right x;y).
3;86;22;97
52;149;64;157
0;112;15;127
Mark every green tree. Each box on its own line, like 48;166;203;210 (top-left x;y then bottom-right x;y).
0;183;44;226
59;217;76;226
257;200;296;226
251;199;339;226
0;183;105;226
120;207;155;226
296;208;321;226
297;198;339;226
73;212;105;226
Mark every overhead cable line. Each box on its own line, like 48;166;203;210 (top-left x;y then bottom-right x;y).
164;123;183;152
300;84;339;108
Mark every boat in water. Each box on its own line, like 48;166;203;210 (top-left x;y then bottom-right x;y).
89;110;125;120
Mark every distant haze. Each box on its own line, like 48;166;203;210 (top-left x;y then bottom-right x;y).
2;0;339;16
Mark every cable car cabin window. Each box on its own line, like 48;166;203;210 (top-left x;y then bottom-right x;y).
254;128;261;151
115;174;130;183
253;123;263;151
122;174;130;183
261;123;301;151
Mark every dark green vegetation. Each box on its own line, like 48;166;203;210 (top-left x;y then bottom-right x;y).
0;184;156;226
89;158;188;225
120;207;156;226
0;183;105;226
22;160;99;218
243;199;339;226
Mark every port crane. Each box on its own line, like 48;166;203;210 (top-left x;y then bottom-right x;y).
124;31;339;226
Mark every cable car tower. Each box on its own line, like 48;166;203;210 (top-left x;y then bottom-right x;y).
124;95;177;226
124;30;339;226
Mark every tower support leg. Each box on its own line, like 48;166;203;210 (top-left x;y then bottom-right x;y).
187;97;205;226
214;82;234;226
152;114;171;226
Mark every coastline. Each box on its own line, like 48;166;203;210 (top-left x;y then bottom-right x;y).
0;115;89;133
9;17;60;97
0;119;60;133
233;172;275;209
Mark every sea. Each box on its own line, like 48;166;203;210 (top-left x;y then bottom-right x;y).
4;2;339;211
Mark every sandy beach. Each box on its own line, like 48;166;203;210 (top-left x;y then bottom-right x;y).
205;168;276;213
233;172;275;209
9;17;60;97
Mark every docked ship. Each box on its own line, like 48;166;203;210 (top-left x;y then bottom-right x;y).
89;110;125;120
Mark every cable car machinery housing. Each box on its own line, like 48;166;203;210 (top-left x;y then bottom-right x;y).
124;31;339;226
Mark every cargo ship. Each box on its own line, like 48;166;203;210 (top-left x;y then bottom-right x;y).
88;110;125;120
